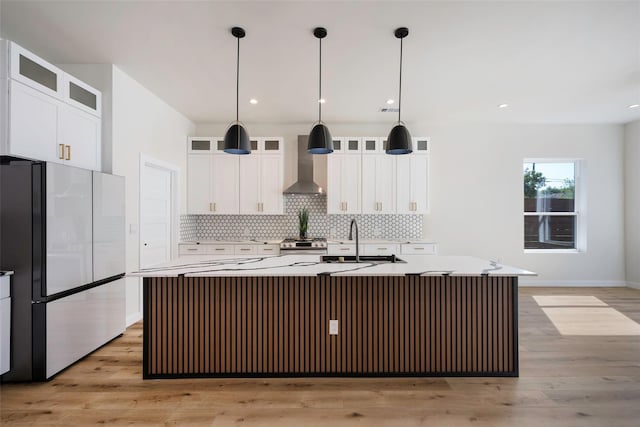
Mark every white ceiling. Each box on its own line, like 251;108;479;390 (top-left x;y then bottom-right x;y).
1;0;639;125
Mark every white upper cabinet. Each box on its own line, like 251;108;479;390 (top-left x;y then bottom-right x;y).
187;153;239;214
8;41;63;99
2;41;102;171
326;136;430;215
239;153;283;214
332;137;361;154
8;80;60;163
188;137;283;215
362;137;384;155
63;74;101;117
327;154;361;214
362;154;395;214
58;104;101;170
396;138;430;214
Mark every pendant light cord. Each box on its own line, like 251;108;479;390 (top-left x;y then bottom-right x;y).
398;37;403;123
236;35;240;122
319;36;322;123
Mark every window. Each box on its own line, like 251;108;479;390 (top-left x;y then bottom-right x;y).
523;160;581;251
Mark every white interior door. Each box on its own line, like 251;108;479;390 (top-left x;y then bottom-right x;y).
140;164;172;268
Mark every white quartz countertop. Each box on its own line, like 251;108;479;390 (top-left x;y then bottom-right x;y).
130;254;535;278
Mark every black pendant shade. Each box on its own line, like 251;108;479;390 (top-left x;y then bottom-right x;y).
385;27;413;155
308;123;333;154
224;26;251;155
223;122;251;155
386;123;413;155
307;27;333;154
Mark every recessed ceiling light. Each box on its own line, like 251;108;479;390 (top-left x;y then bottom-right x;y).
386;99;395;105
249;99;258;105
498;103;509;109
629;104;639;109
318;98;326;104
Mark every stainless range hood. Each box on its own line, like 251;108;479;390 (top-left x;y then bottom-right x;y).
283;135;325;195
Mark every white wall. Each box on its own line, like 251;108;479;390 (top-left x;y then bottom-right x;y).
624;120;640;288
111;67;194;324
198;122;626;286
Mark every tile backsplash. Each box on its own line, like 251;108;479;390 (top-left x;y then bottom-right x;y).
180;195;422;241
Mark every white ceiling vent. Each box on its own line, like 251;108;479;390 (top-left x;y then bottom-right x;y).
379;107;400;113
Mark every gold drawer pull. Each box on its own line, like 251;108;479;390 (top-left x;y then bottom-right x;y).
65;145;71;160
59;144;65;159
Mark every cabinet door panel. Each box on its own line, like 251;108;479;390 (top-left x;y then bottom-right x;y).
376;156;395;213
211;155;239;214
239;156;260;214
260;155;283;214
341;155;361;214
361;156;378;213
326;156;344;214
412;155;429;213
187;154;211;214
59;104;100;170
396;156;413;214
9;81;59;163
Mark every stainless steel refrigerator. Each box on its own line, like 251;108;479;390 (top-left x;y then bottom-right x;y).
0;158;125;381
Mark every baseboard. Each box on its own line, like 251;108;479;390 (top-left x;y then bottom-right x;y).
627;281;640;289
126;312;143;327
518;280;628;287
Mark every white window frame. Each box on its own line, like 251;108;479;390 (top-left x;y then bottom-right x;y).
523;158;585;253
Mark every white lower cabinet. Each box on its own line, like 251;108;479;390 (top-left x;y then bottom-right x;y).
327;243;358;255
257;244;280;255
400;243;437;255
362;244;400;256
234;245;257;255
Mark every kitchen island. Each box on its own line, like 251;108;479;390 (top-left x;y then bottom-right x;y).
131;255;534;379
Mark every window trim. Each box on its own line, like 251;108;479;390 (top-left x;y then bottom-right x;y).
523;158;584;253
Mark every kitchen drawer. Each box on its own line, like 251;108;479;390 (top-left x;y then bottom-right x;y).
363;244;400;256
257;245;280;255
234;245;257;255
179;244;208;255
328;243;357;255
208;245;234;255
400;243;437;255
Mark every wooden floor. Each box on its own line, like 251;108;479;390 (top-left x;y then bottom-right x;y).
1;287;639;426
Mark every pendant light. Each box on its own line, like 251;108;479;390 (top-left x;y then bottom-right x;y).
223;27;251;154
385;27;413;155
307;27;334;154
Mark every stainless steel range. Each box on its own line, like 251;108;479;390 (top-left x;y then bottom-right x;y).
280;238;328;255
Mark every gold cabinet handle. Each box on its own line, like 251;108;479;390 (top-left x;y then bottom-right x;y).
213;202;216;212
214;248;225;251
59;144;65;159
65;145;71;161
209;202;213;212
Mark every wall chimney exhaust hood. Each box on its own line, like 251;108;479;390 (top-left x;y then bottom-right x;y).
283;136;325;195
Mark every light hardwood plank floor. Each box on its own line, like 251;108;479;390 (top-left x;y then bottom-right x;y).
1;287;639;426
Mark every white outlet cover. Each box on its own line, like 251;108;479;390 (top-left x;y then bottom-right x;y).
329;320;339;335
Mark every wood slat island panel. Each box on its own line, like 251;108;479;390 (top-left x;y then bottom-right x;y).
143;276;518;378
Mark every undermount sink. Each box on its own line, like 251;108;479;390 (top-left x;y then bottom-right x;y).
321;255;406;264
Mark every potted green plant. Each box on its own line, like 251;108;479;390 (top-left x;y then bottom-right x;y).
298;208;309;240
